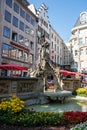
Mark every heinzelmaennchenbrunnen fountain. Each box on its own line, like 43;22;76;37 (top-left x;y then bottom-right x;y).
30;34;72;103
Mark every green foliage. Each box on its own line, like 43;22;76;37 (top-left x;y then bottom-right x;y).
0;110;64;126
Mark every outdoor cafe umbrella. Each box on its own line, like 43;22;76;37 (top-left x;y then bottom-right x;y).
0;63;28;70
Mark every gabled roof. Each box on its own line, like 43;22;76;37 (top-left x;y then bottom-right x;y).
74;14;87;27
28;4;36;15
74;17;81;27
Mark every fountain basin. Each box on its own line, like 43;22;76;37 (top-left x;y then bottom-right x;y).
44;90;72;102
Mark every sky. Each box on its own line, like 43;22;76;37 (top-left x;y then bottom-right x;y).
28;0;87;42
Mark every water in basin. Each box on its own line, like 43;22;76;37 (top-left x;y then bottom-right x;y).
29;96;87;113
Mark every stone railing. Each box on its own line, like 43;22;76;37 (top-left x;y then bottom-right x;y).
62;78;81;92
0;77;39;99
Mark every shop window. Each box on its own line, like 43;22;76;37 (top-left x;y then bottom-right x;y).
24;52;28;62
2;43;9;57
9;46;17;59
17;50;23;60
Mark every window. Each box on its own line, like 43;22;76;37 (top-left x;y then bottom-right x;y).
85;37;87;43
19;21;24;31
75;50;78;56
26;13;30;22
2;43;28;62
12;32;17;42
2;43;9;57
3;26;10;38
57;46;59;53
9;46;17;59
30;41;34;49
51;42;53;49
25;25;30;34
55;55;56;63
13;16;18;27
20;8;25;18
2;43;17;58
18;50;23;60
14;3;19;13
81;61;84;68
24;52;28;62
80;13;87;24
19;35;24;44
79;38;83;44
31;18;35;26
30;29;34;36
29;53;33;63
55;44;56;51
86;48;87;54
52;33;53;38
5;10;11;23
80;48;83;55
57;56;59;63
74;62;78;68
25;38;29;46
74;39;77;44
6;0;12;8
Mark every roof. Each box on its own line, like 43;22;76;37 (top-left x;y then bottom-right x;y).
74;15;87;27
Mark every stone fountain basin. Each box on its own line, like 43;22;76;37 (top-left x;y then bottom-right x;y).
44;90;72;101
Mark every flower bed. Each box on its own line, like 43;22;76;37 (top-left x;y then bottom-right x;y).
0;95;87;128
76;88;87;96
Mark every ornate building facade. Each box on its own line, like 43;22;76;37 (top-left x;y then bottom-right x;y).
36;3;50;64
69;12;87;73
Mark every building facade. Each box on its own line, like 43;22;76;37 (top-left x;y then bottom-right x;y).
69;12;87;73
36;3;50;64
0;0;37;76
50;26;64;66
63;43;71;70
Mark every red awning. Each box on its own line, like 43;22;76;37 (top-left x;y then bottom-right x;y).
0;63;28;70
68;71;76;76
60;70;70;76
60;70;76;76
78;73;85;77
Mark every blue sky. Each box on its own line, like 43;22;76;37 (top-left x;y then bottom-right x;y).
28;0;87;42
